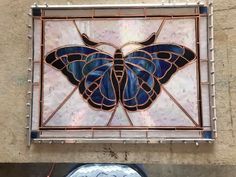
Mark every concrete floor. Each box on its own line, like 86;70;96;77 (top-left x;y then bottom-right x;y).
0;164;236;177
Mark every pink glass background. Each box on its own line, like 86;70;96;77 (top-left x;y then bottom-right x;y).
32;17;210;133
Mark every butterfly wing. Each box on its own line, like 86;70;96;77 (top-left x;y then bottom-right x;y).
141;44;196;84
45;46;118;111
79;52;118;110
123;44;196;111
122;50;160;111
45;46;98;85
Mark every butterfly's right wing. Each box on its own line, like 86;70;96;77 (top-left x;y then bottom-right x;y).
122;51;158;111
141;44;196;84
123;44;196;111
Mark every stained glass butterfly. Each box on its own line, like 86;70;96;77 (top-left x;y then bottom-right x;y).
45;32;196;112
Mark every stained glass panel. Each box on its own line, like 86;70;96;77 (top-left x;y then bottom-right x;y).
29;3;215;144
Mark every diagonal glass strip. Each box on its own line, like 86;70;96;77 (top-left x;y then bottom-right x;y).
106;105;118;126
162;86;199;126
106;104;134;126
123;108;134;126
42;86;78;126
155;18;166;38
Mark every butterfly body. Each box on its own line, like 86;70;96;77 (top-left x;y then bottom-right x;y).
113;49;125;83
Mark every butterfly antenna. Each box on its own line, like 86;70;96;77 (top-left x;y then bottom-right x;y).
120;18;166;49
73;20;118;49
73;20;82;36
155;18;166;38
138;32;156;46
81;33;99;47
138;18;166;46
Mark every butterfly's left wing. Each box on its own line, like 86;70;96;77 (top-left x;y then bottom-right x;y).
123;44;196;111
45;46;118;111
45;46;98;85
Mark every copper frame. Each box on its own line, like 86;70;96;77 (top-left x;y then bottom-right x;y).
28;3;215;145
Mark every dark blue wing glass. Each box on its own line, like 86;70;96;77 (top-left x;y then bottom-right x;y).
123;53;158;111
67;61;85;81
56;46;97;57
123;67;139;100
125;51;156;74
79;52;117;110
123;44;196;111
140;44;196;84
45;45;99;85
142;44;184;55
45;46;117;111
153;60;171;78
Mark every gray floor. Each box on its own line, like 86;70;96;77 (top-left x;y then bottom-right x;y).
0;164;235;177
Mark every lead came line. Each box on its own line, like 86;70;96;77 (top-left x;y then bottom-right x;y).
123;107;134;126
155;18;166;38
106;105;118;126
106;104;134;126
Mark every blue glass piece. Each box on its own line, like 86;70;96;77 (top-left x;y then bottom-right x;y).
148;90;153;96
200;6;208;14
67;61;85;81
125;58;156;74
142;44;184;55
103;98;115;106
61;57;68;64
136;89;149;104
101;70;115;100
203;131;213;139
83;59;112;76
85;74;100;87
126;50;152;60
156;52;170;59
67;54;83;62
85;65;111;87
169;54;178;62
124;68;139;100
86;53;112;62
183;48;195;61
31;131;39;138
52;60;64;69
153;59;171;78
56;46;97;57
32;8;41;16
91;88;103;104
124;98;137;106
45;51;56;63
126;63;153;87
